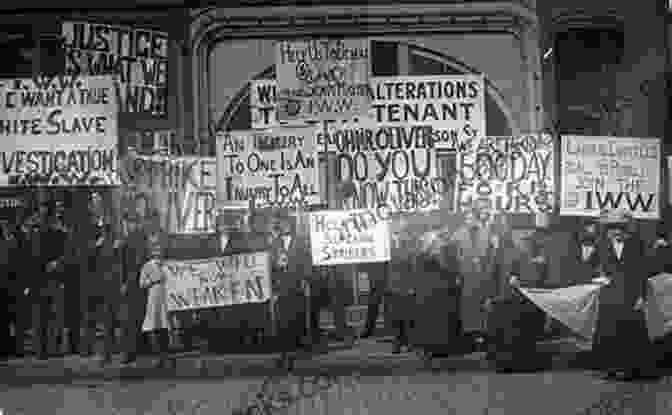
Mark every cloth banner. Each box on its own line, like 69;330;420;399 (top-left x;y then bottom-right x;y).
644;273;672;340
162;252;271;312
518;284;602;340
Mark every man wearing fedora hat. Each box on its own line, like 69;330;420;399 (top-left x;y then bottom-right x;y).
29;199;68;359
119;209;150;364
592;209;655;380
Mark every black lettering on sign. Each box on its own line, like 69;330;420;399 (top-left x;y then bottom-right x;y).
458;135;554;214
62;21;169;116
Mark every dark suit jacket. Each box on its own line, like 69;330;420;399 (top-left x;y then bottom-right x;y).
566;236;601;286
598;234;648;307
271;232;312;297
121;229;149;288
647;244;672;277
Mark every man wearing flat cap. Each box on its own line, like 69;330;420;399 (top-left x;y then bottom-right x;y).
592;209;654;380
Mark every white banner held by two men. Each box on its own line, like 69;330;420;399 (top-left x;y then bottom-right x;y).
216;127;321;209
163;252;271;312
309;209;391;266
275;39;370;123
560;136;661;219
0;75;118;187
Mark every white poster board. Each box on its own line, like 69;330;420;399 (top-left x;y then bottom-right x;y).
62;21;168;116
163;252;271;312
250;79;278;130
458;134;555;214
275;39;370;123
309;209;391;266
119;154;216;234
560;135;660;219
0;75;118;186
216;127;321;209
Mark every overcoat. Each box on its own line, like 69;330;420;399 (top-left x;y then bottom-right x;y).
592;234;652;371
451;224;491;333
385;233;417;326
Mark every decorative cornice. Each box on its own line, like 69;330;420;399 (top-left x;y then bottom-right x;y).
550;9;624;31
191;2;538;44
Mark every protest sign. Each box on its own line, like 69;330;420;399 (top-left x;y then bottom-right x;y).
366;75;486;150
62;21;168;117
560;135;660;219
119;154;216;233
457;134;554;214
261;75;485;149
667;156;672;206
275;39;370;123
250;79;278;129
317;117;449;212
309;209;391;266
0;74;118;186
216;127;321;209
644;273;672;340
162;252;271;311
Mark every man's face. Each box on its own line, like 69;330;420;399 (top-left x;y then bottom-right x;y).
582;224;597;241
607;227;625;241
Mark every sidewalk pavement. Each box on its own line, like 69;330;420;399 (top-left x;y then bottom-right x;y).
0;338;671;415
0;337;596;384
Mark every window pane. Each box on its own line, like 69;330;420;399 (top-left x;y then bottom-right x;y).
371;40;398;76
0;25;34;78
555;27;625;135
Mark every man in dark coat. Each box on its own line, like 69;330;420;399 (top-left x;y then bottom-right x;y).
0;221;18;358
78;192;121;363
592;210;654;380
642;222;672;374
270;212;312;351
32;201;68;359
569;219;601;285
486;232;548;371
120;211;149;364
360;262;387;339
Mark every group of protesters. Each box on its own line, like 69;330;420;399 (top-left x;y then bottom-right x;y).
369;206;672;379
2;187;671;380
0;190;173;367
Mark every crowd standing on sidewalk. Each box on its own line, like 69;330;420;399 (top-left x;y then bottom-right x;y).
1;189;672;384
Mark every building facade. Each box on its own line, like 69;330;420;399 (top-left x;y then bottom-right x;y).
0;0;668;309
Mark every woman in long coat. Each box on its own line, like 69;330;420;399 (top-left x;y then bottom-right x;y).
592;211;654;380
410;242;462;358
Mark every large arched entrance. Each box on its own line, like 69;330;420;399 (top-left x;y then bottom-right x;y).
215;41;516;136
